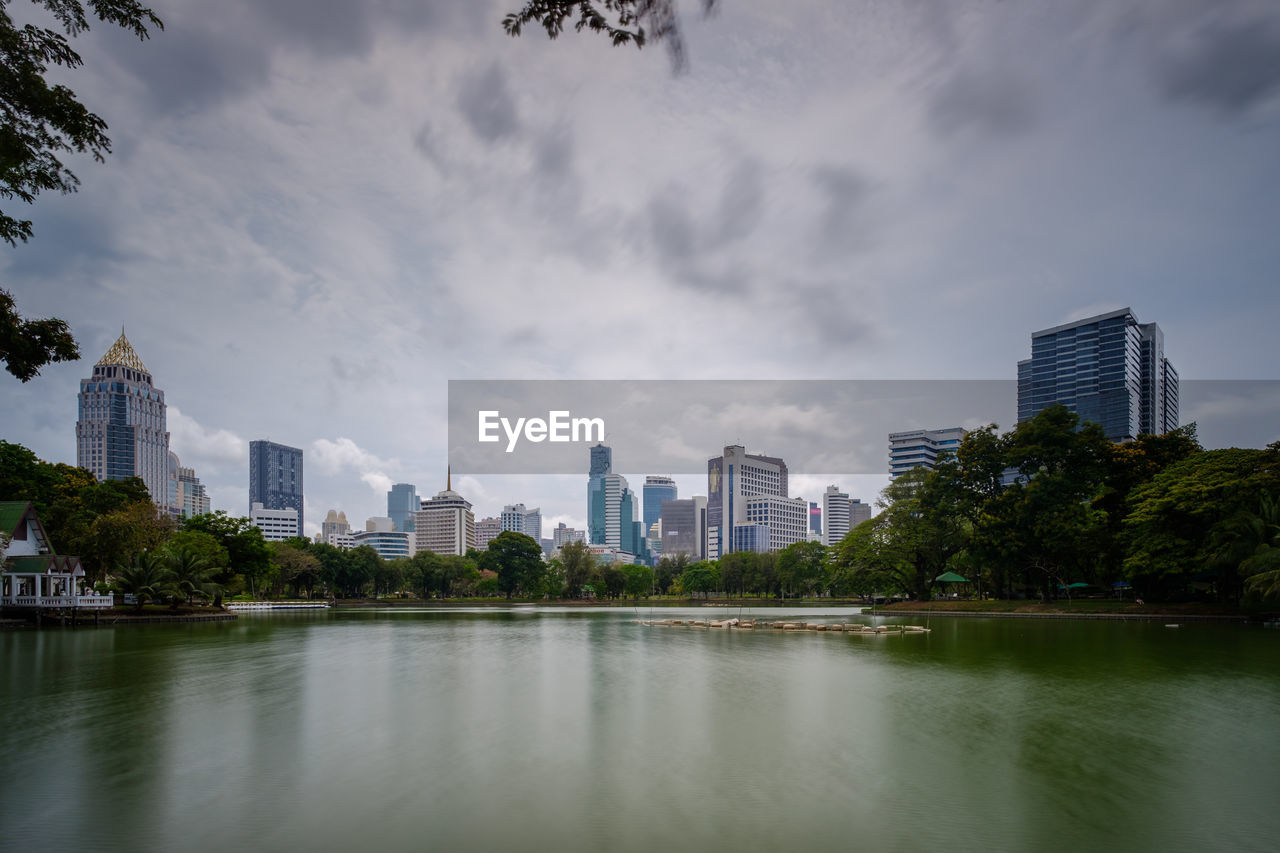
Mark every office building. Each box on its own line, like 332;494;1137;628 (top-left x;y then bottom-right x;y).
552;522;586;548
387;483;419;533
414;475;475;556
176;463;210;519
75;331;172;513
587;443;612;546
249;440;304;538
660;496;707;561
823;485;851;546
321;509;351;540
849;498;872;527
475;517;503;549
642;476;677;538
706;445;789;557
809;501;822;536
1017;307;1179;441
352;529;412;560
744;494;809;552
889;428;966;478
501;503;542;542
250;502;299;542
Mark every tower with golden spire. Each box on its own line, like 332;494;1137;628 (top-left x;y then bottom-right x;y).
75;329;173;513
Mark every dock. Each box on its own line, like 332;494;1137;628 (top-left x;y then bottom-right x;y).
636;618;930;634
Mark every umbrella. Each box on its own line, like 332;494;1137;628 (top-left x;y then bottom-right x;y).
935;571;968;583
1112;581;1131;589
1067;582;1089;589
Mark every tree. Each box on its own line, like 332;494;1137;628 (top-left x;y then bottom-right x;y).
776;541;827;598
111;549;172;611
2;1;163;245
622;562;653;601
559;540;595;599
164;544;221;606
677;561;718;599
0;288;78;380
270;542;322;599
481;531;545;599
503;0;717;72
182;511;270;595
654;552;688;595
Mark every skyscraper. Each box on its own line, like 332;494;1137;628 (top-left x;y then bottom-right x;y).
75;331;172;512
822;484;851;546
387;483;419;533
1017;307;1179;442
642;475;677;538
706;445;791;557
661;496;707;561
587;443;612;545
500;503;543;542
888;428;966;478
249;440;304;538
414;476;476;557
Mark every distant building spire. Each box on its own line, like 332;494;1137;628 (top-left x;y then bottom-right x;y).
447;465;451;492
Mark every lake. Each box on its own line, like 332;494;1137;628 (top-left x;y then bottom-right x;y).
2;606;1278;852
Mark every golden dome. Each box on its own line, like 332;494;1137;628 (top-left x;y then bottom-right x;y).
96;331;149;373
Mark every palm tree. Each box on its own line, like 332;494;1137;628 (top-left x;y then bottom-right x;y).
1236;496;1280;601
166;546;223;607
112;551;175;612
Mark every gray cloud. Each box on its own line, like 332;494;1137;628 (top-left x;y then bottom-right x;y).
811;165;873;255
929;69;1036;138
456;64;521;143
1156;21;1280;114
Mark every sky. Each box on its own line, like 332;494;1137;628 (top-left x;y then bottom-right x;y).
3;0;1279;537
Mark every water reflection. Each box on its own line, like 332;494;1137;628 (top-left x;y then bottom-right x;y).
2;610;1277;852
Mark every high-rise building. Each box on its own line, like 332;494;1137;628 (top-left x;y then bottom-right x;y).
475;516;503;549
176;464;210;519
552;522;586;548
809;501;822;536
822;485;851;546
387;483;419;533
642;475;677;538
849;498;872;527
744;494;809;552
352;529;412;560
587;443;612;545
660;496;707;561
1017;307;1179;442
321;510;351;542
75;331;172;512
706;445;790;557
414;474;475;556
888;428;966;478
249;440;304;538
500;503;542;543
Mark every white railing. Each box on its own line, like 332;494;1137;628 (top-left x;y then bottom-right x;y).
225;600;330;611
3;594;114;609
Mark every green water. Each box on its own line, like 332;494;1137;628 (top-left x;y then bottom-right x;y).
3;607;1278;852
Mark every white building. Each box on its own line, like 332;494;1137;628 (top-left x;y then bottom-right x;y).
352;529;412;560
251;502;299;542
744;495;810;552
475;516;503;549
822;484;851;546
552;522;586;548
500;503;542;542
707;445;789;557
889;427;966;478
414;478;476;556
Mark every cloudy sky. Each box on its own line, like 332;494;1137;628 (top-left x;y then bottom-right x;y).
3;0;1279;536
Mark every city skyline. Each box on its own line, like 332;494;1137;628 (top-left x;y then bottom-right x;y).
3;1;1279;537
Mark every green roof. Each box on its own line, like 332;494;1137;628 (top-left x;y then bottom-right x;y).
0;501;32;537
934;571;969;583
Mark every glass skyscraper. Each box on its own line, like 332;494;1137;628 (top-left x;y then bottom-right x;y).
249;440;304;538
642;475;677;536
75;332;171;512
1017;307;1178;442
587;443;611;545
387;483;419;533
